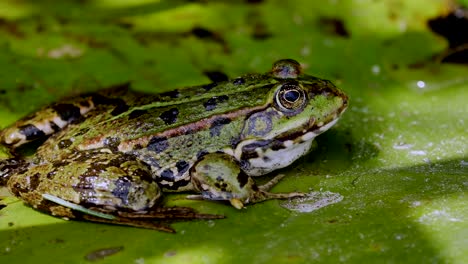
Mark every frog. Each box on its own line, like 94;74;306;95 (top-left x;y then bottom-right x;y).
0;59;348;231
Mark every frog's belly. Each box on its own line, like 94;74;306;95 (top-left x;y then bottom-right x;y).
241;139;314;176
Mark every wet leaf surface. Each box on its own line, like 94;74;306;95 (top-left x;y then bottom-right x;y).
0;1;467;263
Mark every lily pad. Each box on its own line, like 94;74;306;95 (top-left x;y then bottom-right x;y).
0;1;467;263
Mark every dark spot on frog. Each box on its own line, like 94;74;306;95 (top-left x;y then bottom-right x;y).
214;181;228;191
107;153;136;168
196;150;209;159
147;136;169;153
76;127;90;136
46;171;56;179
110;100;129;116
28;173;41;191
160;169;175;181
232;77;245;85
131;144;143;150
140;154;160;169
229;136;241;149
318;17;350;38
90;94;113;105
209;117;231;137
10;181;28;196
49;121;60;132
251;184;259;191
240;160;250;171
262;156;271;162
271;140;287;151
242;140;271;152
241;150;259;160
203;95;229;111
73;175;98;199
0;204;6;211
79;100;90;108
160;89;180;99
203;71;229;83
104;137;121;151
52;104;82;122
202;82;218;91
18;124;45;141
58;139;72;149
131;168;154;183
0;89;6;95
237;171;249;188
161;177;190;191
159;108;179;125
176;160;190;175
128;109;148;120
111;177;132;205
52;160;70;168
8;221;13;226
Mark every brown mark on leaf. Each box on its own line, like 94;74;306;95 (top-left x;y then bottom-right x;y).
318;17;350;38
85;246;124;262
0;18;23;38
189;27;231;53
428;8;468;64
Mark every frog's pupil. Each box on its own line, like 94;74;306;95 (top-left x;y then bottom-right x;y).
284;90;300;102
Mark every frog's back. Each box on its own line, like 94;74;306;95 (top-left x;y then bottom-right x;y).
53;74;273;152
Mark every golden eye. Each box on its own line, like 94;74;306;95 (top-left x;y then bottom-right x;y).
275;82;307;115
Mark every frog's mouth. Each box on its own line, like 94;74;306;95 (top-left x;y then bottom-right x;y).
300;98;348;140
275;105;347;144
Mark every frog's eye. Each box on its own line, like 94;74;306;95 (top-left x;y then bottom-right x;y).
275;82;307;114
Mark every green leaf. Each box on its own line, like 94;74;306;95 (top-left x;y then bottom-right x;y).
1;1;467;263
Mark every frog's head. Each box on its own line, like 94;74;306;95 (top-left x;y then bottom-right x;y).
238;59;348;175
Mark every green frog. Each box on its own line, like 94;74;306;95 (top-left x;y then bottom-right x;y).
0;59;348;231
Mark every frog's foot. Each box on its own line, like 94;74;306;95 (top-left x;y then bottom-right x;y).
43;193;223;232
257;174;306;198
258;174;287;192
227;175;305;209
191;153;305;209
81;214;177;232
116;206;224;220
80;206;224;232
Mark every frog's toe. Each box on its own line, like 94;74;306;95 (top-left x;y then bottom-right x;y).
117;206;224;220
81;214;177;232
258;174;287;192
229;198;244;209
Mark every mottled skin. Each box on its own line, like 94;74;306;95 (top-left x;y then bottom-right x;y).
0;59;348;230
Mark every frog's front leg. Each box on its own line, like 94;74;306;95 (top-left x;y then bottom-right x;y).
7;150;220;231
190;153;304;209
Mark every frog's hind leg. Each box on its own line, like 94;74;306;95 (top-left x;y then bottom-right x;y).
0;83;131;149
84;206;223;232
41;194;222;232
8;149;221;231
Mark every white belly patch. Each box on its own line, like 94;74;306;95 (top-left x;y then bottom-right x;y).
241;139;314;176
